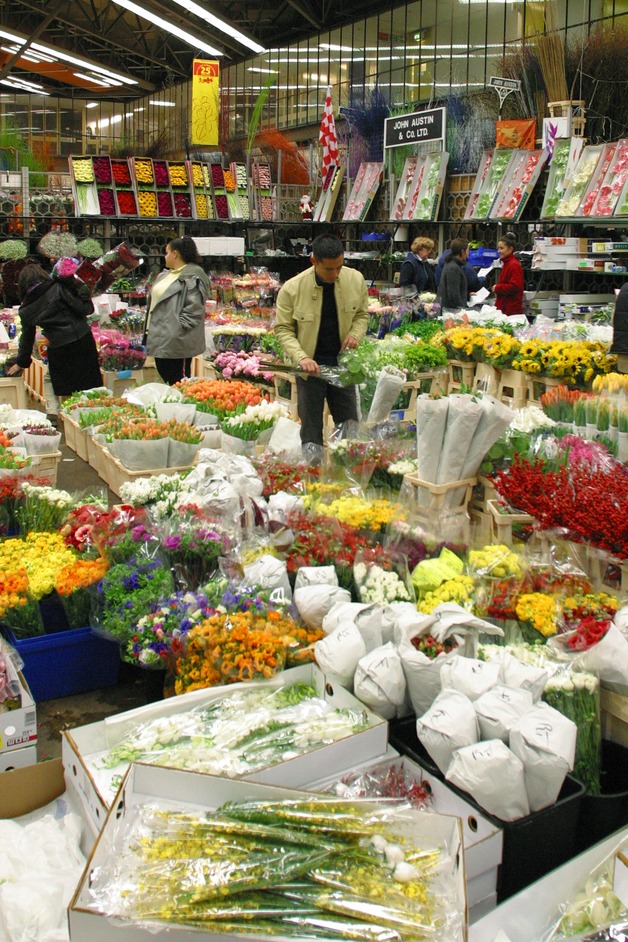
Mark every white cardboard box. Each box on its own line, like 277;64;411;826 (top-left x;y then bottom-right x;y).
0;742;37;772
62;664;388;831
69;762;467;942
310;750;502;918
469;827;628;942
0;670;37;753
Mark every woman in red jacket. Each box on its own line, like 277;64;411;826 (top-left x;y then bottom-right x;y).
494;232;524;316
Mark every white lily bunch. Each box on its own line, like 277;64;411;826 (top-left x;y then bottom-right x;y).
355;563;410;604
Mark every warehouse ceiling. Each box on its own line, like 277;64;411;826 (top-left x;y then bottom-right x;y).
0;0;390;98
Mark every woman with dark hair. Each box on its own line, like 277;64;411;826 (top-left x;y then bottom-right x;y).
494;232;524;317
144;235;209;385
6;261;102;398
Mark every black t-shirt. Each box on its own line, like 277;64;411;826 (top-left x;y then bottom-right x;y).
313;275;341;364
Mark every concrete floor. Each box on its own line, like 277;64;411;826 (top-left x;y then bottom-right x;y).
22;403;165;761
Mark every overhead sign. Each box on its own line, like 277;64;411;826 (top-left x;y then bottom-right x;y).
384;106;446;149
191;59;219;146
489;75;521;111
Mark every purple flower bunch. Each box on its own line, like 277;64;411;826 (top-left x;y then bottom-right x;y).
125;588;215;668
214;351;274;382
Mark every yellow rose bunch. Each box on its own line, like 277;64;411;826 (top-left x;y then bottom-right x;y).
515;592;557;639
468;544;523;579
321;496;403;531
418;575;475;614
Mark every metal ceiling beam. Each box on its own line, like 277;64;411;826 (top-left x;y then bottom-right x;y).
0;7;57;82
283;0;321;30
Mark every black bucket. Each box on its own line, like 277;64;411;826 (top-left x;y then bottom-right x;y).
577;739;628;852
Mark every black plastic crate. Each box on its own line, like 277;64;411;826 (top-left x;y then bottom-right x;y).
577;739;628;852
389;715;585;901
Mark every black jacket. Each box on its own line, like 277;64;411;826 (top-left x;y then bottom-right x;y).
437;256;468;311
17;278;94;369
435;249;484;293
398;252;436;293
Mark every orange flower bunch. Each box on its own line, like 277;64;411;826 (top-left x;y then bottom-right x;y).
113;419;169;441
56;557;109;596
0;569;30;617
173;609;310;694
177;378;266;418
223;170;236;191
0;430;10;448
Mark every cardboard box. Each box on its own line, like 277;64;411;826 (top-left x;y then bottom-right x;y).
0;670;37;752
62;664;389;831
0;743;37;772
69;762;467;942
311;750;502;916
469;827;628;941
0;757;65;818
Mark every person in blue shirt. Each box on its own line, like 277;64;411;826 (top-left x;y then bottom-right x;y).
435;246;485;294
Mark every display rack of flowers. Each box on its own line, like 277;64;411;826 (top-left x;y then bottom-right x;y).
466;148;516;219
540;138;584;218
492;149;548;221
209;161;230;219
556;143;605;216
209;324;268;354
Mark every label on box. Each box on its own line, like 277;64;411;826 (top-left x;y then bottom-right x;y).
0;708;37;749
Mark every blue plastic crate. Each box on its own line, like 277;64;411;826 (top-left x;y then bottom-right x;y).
0;626;120;701
468;248;500;266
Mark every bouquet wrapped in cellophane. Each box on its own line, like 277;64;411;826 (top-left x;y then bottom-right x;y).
85;792;465;941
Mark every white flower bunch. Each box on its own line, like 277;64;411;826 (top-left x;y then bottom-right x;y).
355;563;410;605
118;473;190;513
210;325;266;336
388;458;419;476
21;482;74;509
510;405;555;433
328;440;351;457
544;670;598;696
223;399;289;430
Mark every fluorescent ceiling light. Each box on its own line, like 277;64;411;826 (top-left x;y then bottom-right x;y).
86;102;99;109
0;78;49;95
74;72;113;87
110;0;223;57
0;28;137;85
149;99;176;106
171;0;265;53
1;46;41;63
248;67;277;73
319;44;353;52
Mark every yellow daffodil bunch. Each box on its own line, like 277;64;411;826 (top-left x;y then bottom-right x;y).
0;532;77;600
467;544;523;579
418;575;475;614
515;592;558;639
321;496;404;531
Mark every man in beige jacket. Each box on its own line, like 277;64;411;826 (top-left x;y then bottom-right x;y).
275;234;369;448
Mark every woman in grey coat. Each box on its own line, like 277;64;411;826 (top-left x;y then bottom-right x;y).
144;235;209;385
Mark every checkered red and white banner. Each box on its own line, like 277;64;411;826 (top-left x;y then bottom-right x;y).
319;85;339;180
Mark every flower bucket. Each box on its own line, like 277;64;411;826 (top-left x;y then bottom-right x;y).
167;438;202;468
22;431;62;456
115;437;169;471
156;401;196;424
618;431;628;464
220;431;256;457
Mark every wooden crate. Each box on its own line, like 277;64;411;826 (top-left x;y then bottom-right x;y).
470;508;493;544
273;371;299;419
472;363;501;397
403;473;476;513
22;359;45;404
585;546;628;598
60;412;79;453
98;446;194;499
100;369;144;397
0;375;26;410
487;499;534;546
526;375;564;407
600;688;628;747
498;369;528;410
472;475;499;512
86;435;110;483
447;359;476;392
391;372;448;421
31;450;62;486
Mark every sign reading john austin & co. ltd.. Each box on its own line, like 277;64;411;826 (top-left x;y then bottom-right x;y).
383;106;446;149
